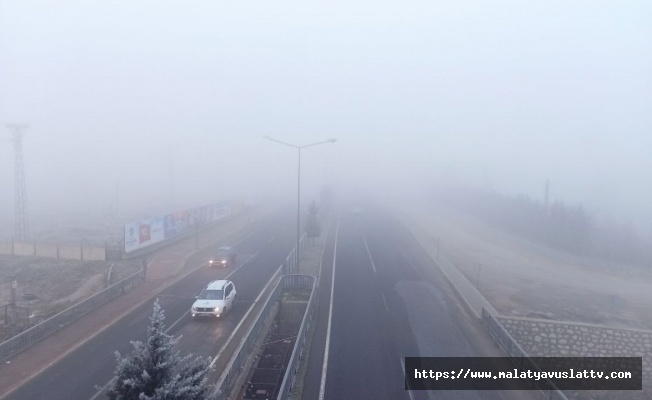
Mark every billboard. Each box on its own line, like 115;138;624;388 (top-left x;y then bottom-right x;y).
125;200;235;253
164;210;191;239
124;217;165;253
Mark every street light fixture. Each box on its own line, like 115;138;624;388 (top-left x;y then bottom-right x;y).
264;136;336;273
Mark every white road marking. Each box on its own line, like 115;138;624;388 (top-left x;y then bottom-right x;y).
268;236;276;244
400;358;416;400
87;225;265;400
319;216;341;400
381;293;390;313
281;226;287;232
223;252;257;280
361;228;377;275
210;262;282;367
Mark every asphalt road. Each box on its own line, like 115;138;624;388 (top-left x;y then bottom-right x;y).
5;209;298;400
309;203;535;400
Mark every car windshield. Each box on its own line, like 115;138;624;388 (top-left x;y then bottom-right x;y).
215;248;230;257
198;290;224;300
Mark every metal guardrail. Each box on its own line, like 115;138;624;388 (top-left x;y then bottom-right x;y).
276;274;318;400
213;235;309;400
0;267;146;363
284;234;307;275
482;308;568;400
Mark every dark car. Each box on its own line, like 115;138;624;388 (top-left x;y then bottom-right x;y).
209;246;236;268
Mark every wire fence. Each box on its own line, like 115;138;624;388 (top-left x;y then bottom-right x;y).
0;267;146;363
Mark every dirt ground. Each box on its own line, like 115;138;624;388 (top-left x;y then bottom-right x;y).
0;255;142;340
405;200;652;332
395;199;652;399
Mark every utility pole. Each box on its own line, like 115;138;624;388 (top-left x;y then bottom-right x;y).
8;124;30;240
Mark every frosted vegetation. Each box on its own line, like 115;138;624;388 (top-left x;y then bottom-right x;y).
106;299;215;400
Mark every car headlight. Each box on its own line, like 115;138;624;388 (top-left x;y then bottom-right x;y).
192;306;199;311
214;307;219;312
221;260;226;264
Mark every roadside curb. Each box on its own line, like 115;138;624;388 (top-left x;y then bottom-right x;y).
395;209;498;319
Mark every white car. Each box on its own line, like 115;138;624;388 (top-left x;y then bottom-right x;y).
190;280;236;318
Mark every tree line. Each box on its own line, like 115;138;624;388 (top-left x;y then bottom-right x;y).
432;185;652;267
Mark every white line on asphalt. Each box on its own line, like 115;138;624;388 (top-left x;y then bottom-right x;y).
210;262;283;367
381;293;390;312
268;236;275;244
400;358;416;400
223;252;257;280
361;228;377;275
319;216;341;400
281;226;287;232
87;226;265;400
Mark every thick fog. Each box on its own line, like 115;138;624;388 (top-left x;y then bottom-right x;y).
1;0;651;236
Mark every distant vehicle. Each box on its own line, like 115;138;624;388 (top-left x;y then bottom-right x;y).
191;280;236;318
209;246;236;268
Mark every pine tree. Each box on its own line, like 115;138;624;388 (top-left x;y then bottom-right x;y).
143;356;214;400
305;200;321;240
106;299;215;400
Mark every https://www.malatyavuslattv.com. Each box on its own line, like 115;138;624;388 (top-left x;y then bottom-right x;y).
405;357;642;391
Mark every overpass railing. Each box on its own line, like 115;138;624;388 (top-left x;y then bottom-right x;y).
275;274;318;400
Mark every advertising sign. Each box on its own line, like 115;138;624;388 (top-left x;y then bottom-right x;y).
125;201;235;253
124;222;140;253
125;217;166;253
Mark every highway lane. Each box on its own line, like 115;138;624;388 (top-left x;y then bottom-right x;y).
300;216;337;400
323;206;412;400
320;204;534;400
5;209;298;400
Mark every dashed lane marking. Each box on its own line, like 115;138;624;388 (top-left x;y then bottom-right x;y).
319;216;341;400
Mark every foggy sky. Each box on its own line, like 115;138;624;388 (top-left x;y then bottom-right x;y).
1;0;651;234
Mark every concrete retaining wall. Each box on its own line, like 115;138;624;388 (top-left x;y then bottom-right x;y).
35;242;58;258
498;316;652;382
82;246;105;261
0;239;106;261
0;241;11;254
13;241;34;256
58;244;82;260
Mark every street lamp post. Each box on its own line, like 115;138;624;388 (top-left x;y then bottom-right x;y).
264;136;336;273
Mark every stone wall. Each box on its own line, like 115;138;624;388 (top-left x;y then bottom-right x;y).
498;316;651;382
0;239;105;261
